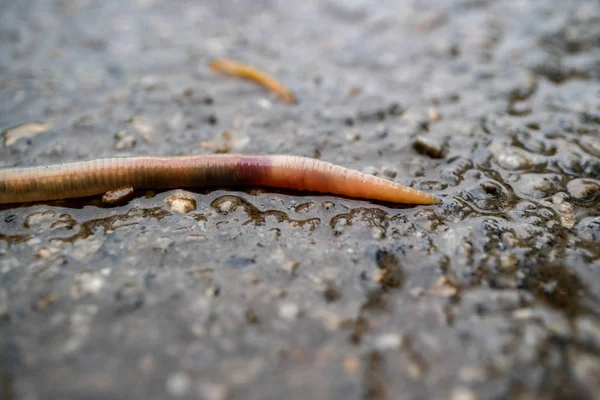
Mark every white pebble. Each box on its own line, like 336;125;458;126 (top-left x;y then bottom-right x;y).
279;303;300;320
373;333;404;350
165;192;197;213
451;387;477;400
166;372;191;397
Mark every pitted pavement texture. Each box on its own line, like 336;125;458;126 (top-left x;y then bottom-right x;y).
1;0;600;399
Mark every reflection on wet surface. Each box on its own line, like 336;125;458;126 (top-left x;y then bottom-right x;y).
211;195;321;230
1;177;599;389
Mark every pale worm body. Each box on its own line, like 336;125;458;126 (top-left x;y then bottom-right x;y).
0;155;438;205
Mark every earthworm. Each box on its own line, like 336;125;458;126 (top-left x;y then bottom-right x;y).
209;58;297;104
0;155;439;205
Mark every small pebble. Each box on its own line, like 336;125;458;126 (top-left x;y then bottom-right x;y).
217;200;236;213
489;142;538;170
102;187;134;205
321;201;335;210
184;234;207;242
345;132;361;142
559;203;575;229
373;333;404;351
165;192;197;213
25;210;57;228
257;98;272;109
412;135;445;159
451;387;477;400
513;308;537;321
431;276;459;297
279;303;300;320
343;356;361;376
72;272;105;298
405;353;427;379
499;252;518;271
281;260;299;274
427;106;441;122
371;227;385;240
166;372;191;397
496;150;530;170
36;247;59;259
567;179;599;200
551;192;568;205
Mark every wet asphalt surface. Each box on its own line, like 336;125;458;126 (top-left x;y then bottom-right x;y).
1;0;600;399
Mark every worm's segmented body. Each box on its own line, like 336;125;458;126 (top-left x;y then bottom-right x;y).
0;155;438;205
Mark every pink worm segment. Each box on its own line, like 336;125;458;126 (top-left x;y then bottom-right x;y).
0;155;439;205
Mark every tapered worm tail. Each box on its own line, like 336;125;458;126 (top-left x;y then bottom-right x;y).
0;155;439;205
